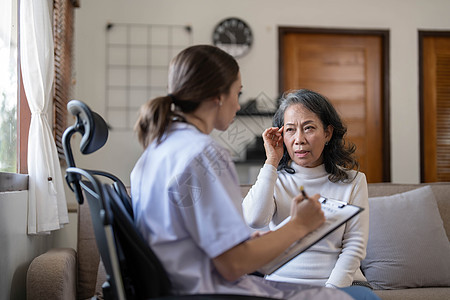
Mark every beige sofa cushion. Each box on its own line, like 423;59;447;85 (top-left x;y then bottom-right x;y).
374;287;450;300
26;248;76;300
361;186;450;289
367;183;450;241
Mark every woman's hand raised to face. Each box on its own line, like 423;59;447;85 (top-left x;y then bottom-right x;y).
262;126;284;167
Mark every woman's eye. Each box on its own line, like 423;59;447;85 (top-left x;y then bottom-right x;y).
238;91;242;98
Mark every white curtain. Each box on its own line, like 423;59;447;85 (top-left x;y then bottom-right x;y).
20;0;68;234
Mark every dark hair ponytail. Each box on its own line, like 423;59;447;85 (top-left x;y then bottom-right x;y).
134;95;174;148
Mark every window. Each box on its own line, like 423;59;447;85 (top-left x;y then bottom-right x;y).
0;0;78;174
0;0;18;173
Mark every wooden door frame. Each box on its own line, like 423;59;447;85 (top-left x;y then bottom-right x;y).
278;27;391;182
419;30;450;182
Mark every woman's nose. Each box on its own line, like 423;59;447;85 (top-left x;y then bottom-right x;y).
294;131;305;144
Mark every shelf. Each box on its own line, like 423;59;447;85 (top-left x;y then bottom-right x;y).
237;99;276;116
236;111;274;116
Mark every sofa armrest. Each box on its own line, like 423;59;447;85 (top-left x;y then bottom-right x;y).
27;248;77;300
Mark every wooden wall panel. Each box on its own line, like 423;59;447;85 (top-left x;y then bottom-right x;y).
421;34;450;182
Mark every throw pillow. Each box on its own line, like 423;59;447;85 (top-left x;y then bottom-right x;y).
361;185;450;289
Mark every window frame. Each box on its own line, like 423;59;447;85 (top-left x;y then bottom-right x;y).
0;0;28;190
18;68;30;174
1;0;78;181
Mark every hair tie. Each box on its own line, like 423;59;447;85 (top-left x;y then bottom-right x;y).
168;95;199;112
168;93;177;103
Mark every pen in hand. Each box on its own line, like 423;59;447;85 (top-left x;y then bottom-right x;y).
300;186;325;204
300;185;308;199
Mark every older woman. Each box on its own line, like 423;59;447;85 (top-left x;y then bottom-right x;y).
243;89;370;289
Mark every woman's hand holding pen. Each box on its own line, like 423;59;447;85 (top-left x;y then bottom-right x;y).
262;126;284;167
289;188;325;234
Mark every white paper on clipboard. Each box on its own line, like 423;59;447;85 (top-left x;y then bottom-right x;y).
257;197;364;275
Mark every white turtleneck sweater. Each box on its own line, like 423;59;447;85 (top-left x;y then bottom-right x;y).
242;163;369;288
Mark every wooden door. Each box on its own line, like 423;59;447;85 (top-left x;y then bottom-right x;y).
421;33;450;182
279;29;389;183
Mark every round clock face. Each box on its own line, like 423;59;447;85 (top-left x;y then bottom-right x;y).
212;17;253;58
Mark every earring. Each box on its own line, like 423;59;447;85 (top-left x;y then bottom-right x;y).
325;141;329;146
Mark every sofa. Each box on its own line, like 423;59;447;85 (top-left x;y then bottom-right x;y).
27;182;450;300
27;200;104;300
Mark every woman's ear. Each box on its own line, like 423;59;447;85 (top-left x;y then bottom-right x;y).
325;125;334;141
215;95;223;106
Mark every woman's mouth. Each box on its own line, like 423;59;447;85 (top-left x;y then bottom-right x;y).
295;150;309;158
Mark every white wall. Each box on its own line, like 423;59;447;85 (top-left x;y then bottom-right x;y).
72;0;450;198
0;189;77;300
0;191;52;300
0;191;77;300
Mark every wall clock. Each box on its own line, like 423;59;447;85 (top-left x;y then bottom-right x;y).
212;17;253;58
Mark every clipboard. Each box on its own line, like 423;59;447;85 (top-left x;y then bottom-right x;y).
257;196;364;275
